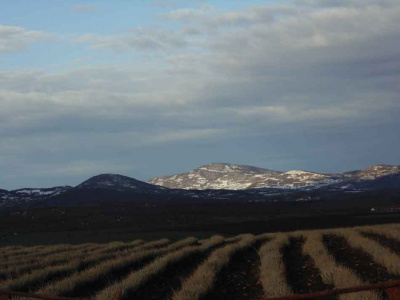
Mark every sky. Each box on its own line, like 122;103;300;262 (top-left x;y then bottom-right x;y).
1;0;400;189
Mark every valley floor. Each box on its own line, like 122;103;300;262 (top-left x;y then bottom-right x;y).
1;190;400;246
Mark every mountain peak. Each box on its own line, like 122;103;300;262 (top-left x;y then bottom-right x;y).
149;163;279;190
353;164;400;181
195;163;278;174
76;174;158;191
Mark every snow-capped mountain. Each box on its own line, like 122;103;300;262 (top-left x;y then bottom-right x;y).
149;163;281;190
149;163;345;190
149;163;400;190
325;165;400;191
352;165;400;181
1;163;399;209
248;170;347;189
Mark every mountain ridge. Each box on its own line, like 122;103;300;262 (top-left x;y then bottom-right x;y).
1;163;399;209
149;163;400;190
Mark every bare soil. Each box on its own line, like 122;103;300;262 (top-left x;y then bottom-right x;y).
202;239;266;300
282;237;336;299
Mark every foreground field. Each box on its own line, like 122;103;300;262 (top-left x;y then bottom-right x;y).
2;224;400;299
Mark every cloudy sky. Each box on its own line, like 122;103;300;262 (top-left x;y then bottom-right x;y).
1;0;399;189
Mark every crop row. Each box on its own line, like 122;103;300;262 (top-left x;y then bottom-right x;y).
2;223;400;299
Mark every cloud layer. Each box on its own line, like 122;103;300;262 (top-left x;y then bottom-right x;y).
0;26;49;52
1;0;400;188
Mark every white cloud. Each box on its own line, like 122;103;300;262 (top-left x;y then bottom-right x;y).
163;5;216;23
74;28;188;52
0;26;49;53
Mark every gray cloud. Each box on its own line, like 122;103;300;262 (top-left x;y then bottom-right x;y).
71;4;96;13
0;26;49;52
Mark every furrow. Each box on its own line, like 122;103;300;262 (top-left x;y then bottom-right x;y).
116;236;228;300
335;229;400;276
0;239;147;281
202;237;267;300
171;234;255;300
303;231;381;300
37;237;197;297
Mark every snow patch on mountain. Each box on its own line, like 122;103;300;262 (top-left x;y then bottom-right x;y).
353;165;400;181
150;163;400;190
0;186;72;208
150;163;344;190
149;163;282;190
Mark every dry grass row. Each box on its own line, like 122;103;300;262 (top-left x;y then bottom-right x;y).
302;231;381;300
0;243;97;260
357;224;400;242
38;237;198;297
3;225;400;299
0;239;148;280
2;239;149;271
0;243;101;269
258;233;292;297
91;239;146;254
1;245;48;258
0;238;173;291
1;244;102;272
95;235;227;300
171;234;255;300
0;245;23;252
335;229;400;276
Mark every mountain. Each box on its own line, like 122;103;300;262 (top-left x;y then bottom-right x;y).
149;163;346;190
0;175;168;209
352;164;400;181
76;174;165;192
149;163;281;190
248;170;347;189
149;163;400;190
324;165;400;191
1;164;399;209
0;186;72;208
